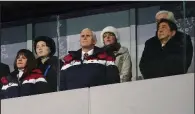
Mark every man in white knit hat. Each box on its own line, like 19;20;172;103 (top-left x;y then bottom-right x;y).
100;26;132;82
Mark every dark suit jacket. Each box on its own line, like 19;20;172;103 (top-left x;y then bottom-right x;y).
0;63;10;87
139;31;193;79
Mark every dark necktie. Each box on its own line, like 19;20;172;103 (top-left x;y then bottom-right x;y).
84;53;89;60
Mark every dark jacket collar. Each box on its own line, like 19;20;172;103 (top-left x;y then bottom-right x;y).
154;30;183;45
10;70;25;82
68;46;104;60
154;30;183;41
11;69;42;82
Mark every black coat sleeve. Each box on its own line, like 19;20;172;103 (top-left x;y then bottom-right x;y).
0;63;10;78
33;70;50;94
139;40;163;79
0;64;10;89
20;77;50;97
140;33;193;79
161;34;193;75
1;76;19;99
59;60;69;91
4;64;10;76
1;86;19;99
60;70;67;91
35;80;50;94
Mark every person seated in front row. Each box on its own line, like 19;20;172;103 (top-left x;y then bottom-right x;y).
0;62;10;89
1;49;49;99
60;28;120;91
34;36;63;92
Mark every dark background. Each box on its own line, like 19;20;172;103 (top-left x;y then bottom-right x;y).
1;1;189;24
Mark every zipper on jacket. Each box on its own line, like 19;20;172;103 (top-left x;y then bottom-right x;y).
17;79;22;97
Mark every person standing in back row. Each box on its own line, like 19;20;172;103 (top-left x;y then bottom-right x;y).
100;26;132;82
139;10;193;79
139;19;193;79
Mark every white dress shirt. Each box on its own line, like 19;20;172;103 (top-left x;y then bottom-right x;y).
81;49;94;60
17;69;24;79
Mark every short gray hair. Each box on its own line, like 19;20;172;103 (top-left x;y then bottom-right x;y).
155;10;176;23
81;28;97;41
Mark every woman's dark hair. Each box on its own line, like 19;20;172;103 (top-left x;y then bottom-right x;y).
14;49;37;75
157;19;178;31
33;36;56;57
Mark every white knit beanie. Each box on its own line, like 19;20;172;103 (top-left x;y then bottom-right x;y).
100;26;119;46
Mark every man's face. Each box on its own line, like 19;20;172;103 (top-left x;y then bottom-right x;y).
103;32;116;45
157;22;174;40
80;29;96;48
156;13;168;23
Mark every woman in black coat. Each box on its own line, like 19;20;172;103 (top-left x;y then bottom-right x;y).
34;36;63;92
1;49;49;99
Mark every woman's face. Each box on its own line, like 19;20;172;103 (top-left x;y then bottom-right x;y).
16;54;27;69
36;41;51;57
103;32;116;45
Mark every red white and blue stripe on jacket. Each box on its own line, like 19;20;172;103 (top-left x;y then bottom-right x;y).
60;46;120;91
1;69;49;99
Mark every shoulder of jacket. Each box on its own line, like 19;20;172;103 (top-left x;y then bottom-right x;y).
0;62;9;68
63;54;74;63
31;69;42;74
145;36;158;44
176;31;191;40
98;52;115;61
24;69;44;80
118;46;129;54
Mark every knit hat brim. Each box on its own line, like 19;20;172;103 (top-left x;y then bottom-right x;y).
100;26;119;46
